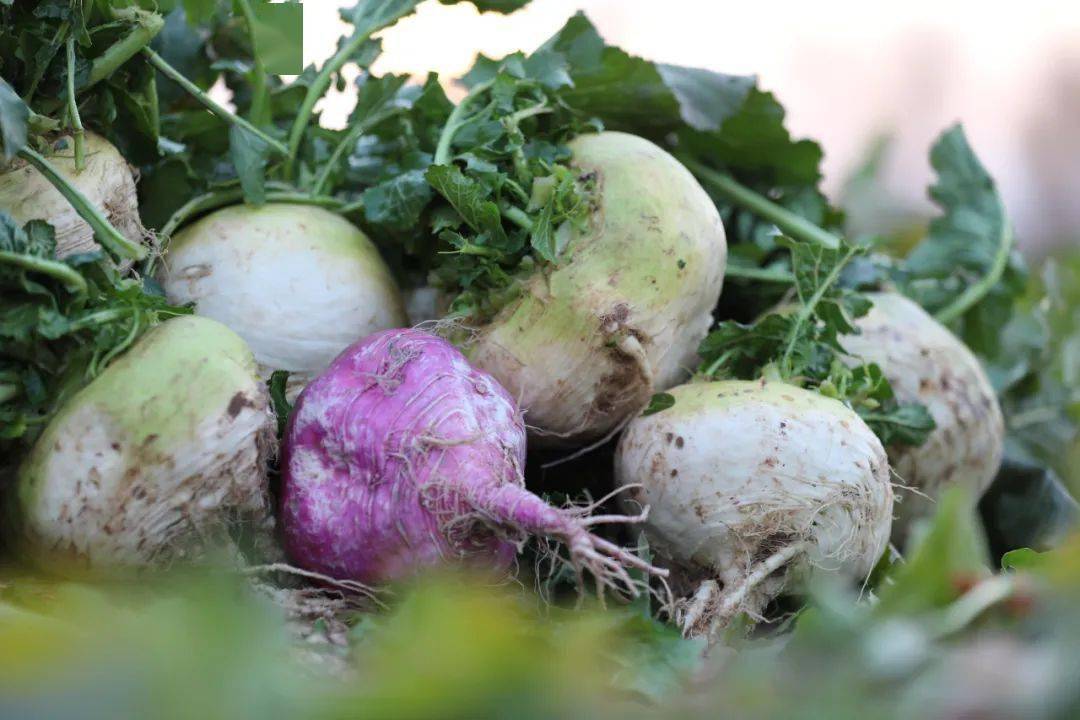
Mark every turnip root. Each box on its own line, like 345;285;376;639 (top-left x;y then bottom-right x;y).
281;327;663;593
615;379;893;636
0;132;145;258
466;132;727;447
160;203;407;390
842;292;1004;541
15;316;275;571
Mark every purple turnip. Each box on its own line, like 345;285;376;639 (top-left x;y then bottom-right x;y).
280;328;662;595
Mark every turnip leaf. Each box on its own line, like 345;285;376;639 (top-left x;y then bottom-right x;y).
268;370;292;437
362;170;433;231
229;124;271;205
642;392;675;416
425;164;507;245
698;234;935;447
181;0;217;25
899;125;1025;356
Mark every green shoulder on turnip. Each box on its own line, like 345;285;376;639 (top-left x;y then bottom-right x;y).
14;315;275;573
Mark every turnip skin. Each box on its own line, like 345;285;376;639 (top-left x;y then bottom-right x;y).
467;132;727;447
15;316;275;571
281;328;659;590
843;292;1004;540
0;132;145;258
615;379;893;634
160;203;407;387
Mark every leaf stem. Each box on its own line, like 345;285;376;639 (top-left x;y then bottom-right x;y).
934;197;1014;325
35;8;164;117
0;250;87;296
501;204;533;231
67;307;132;331
442;244;500;258
95;311;142;371
505;103;551;127
929;574;1016;639
779;244;858;376
702;349;735;378
87;8;165;89
235;0;270;126
284;29;377;178
65;38;86;172
143;48;288;156
680;156;840;250
17;147;145;261
724;265;796;283
434;79;495;166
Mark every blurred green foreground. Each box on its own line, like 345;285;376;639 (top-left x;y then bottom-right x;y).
4;490;1080;720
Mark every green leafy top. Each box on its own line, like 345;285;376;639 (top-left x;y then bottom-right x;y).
334;42;600;318
421;52;598;318
0;1;168;162
696;234;935;447
0;212;187;455
895;125;1025;355
684;127;1019;448
537;14;832;262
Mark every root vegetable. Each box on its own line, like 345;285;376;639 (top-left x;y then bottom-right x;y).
466;132;727;447
281;327;662;592
0;132;145;259
614;379;893;636
160;203;407;388
15;316;275;571
842;292;1004;541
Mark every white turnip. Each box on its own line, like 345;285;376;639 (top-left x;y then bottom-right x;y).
615;379;893;636
160;203;408;389
842;292;1004;541
466;131;727;446
0;132;145;259
15;316;275;571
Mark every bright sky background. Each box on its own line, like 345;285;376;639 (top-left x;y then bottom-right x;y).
297;0;1080;253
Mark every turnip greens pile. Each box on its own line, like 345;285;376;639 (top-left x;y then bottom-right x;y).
1;2;1079;718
